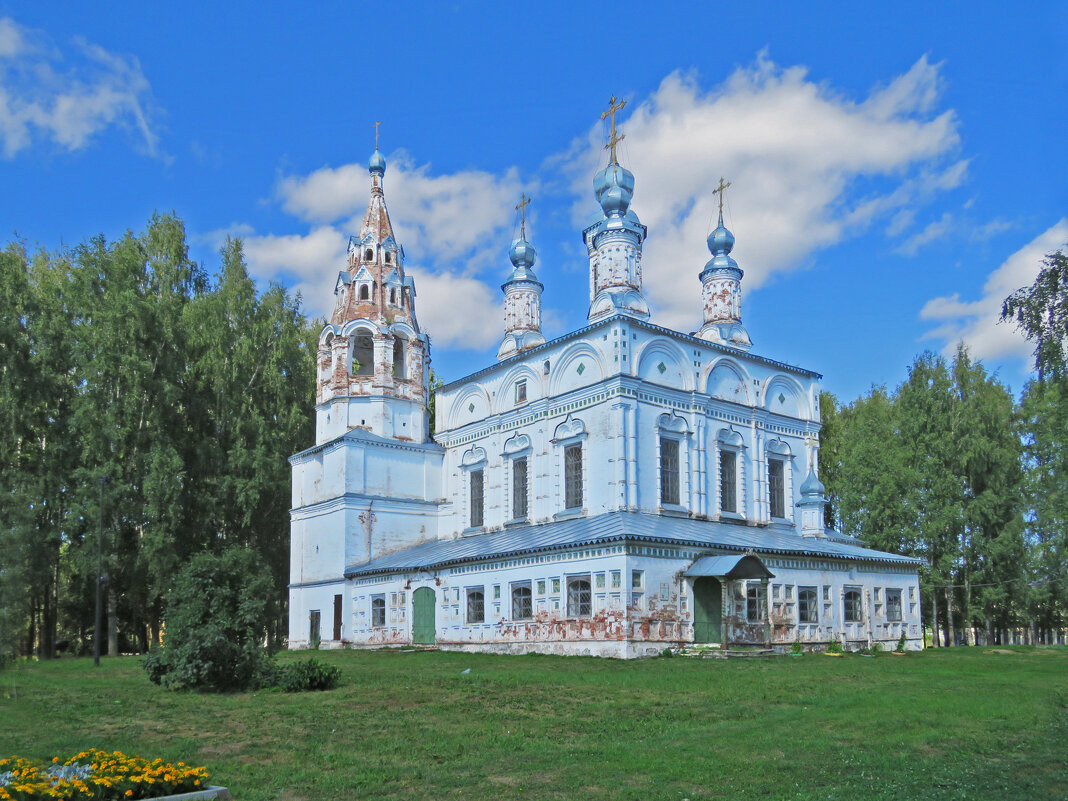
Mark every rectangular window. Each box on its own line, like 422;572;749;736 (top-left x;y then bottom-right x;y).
660;437;680;506
551;578;561;594
595;572;606;589
632;570;643;589
720;450;737;513
511;583;532;620
566;576;592;618
493;584;501;600
536;579;546;595
886;589;903;622
798;587;818;623
370;596;385;628
564;444;583;509
515;379;527;403
746;583;766;622
333;594;342;640
512;457;528;519
844;588;862;623
769;458;785;518
466;588;485;623
470;468;484;528
611;570;621;589
309;609;321;643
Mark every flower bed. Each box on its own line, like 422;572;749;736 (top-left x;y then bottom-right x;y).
0;750;210;801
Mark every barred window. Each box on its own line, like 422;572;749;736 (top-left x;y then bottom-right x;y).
660;437;680;506
564;444;583;509
844;589;862;623
746;583;766;622
798;587;818;623
720;450;737;513
512;457;528;519
769;458;785;518
466;589;485;624
886;589;903;622
511;584;532;620
371;596;385;628
469;468;484;528
567;577;592;618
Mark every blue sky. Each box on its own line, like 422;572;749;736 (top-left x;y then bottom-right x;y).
2;2;1065;401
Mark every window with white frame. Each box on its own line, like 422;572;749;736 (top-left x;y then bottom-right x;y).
720;450;738;513
886;589;903;622
566;576;592;618
798;587;818;623
515;379;527;404
844;588;862;623
564;443;583;510
660;436;680;506
768;458;786;519
746;583;766;622
466;588;485;623
370;595;385;628
511;583;532;620
469;468;484;528
512;457;528;519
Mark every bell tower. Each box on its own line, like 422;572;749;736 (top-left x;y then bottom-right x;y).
585;96;651;324
498;193;546;360
314;137;431;444
695;178;751;350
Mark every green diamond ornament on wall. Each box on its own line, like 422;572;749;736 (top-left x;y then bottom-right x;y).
576;363;585;375
778;393;786;405
468;402;475;413
657;362;667;374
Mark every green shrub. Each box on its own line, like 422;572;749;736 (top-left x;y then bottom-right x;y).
826;636;843;654
791;639;803;655
277;657;340;692
870;641;883;655
896;631;908;652
143;547;274;692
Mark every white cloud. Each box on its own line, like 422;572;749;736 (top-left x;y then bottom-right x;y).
920;219;1068;364
896;212;953;255
241;226;349;318
560;54;962;331
406;268;502;350
0;17;159;158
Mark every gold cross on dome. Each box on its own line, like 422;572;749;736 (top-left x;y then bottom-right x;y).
374;121;381;149
516;193;532;237
713;177;732;215
601;95;627;164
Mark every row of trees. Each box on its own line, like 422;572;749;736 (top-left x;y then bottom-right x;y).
820;251;1067;645
0;210;1063;660
0;215;317;662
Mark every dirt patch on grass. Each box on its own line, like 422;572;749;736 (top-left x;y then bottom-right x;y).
985;649;1016;655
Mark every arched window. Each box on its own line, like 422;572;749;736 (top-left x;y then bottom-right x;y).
798;587;818;623
390;287;397;305
370;596;385;628
385;252;392;264
365;248;373;261
392;336;407;379
466;589;484;623
566;577;591;618
352;331;374;376
359;284;370;301
511;583;532;620
844;589;862;623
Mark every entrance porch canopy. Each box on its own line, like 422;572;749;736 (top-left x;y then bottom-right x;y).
683;554;774;580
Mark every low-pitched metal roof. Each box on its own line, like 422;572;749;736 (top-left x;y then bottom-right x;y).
683;554;775;580
344;511;922;578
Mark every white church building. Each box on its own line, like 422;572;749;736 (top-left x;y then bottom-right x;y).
288;110;923;657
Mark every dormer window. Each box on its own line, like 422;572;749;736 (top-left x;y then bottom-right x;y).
359;284;370;301
385;252;392;264
365;248;373;261
390;288;397;305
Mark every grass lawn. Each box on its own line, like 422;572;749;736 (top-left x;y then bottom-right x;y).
2;647;1066;801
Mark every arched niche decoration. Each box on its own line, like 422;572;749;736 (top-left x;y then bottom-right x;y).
461;446;487;469
449;387;492;430
656;411;690;435
763;375;806;419
551;415;586;443
502;432;532;457
550;343;606;397
716;427;746;450
494;364;543;414
635;338;692;390
766;438;793;459
704;359;751;405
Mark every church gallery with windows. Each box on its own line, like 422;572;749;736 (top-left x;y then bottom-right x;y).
288;103;922;657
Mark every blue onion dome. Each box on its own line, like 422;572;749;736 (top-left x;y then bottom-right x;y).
707;214;735;255
368;148;386;176
595;163;635;217
509;235;537;271
800;466;826;497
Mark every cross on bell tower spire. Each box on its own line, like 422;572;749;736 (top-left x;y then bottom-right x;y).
374;120;381;150
601;96;627;165
516;193;531;239
713;176;731;216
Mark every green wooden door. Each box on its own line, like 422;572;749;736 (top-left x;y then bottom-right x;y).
412;586;436;645
693;577;722;643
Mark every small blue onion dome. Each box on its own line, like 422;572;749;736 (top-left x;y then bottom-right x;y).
707;215;735;255
509;235;537;270
595;163;635;217
369;148;386;176
799;466;826;497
